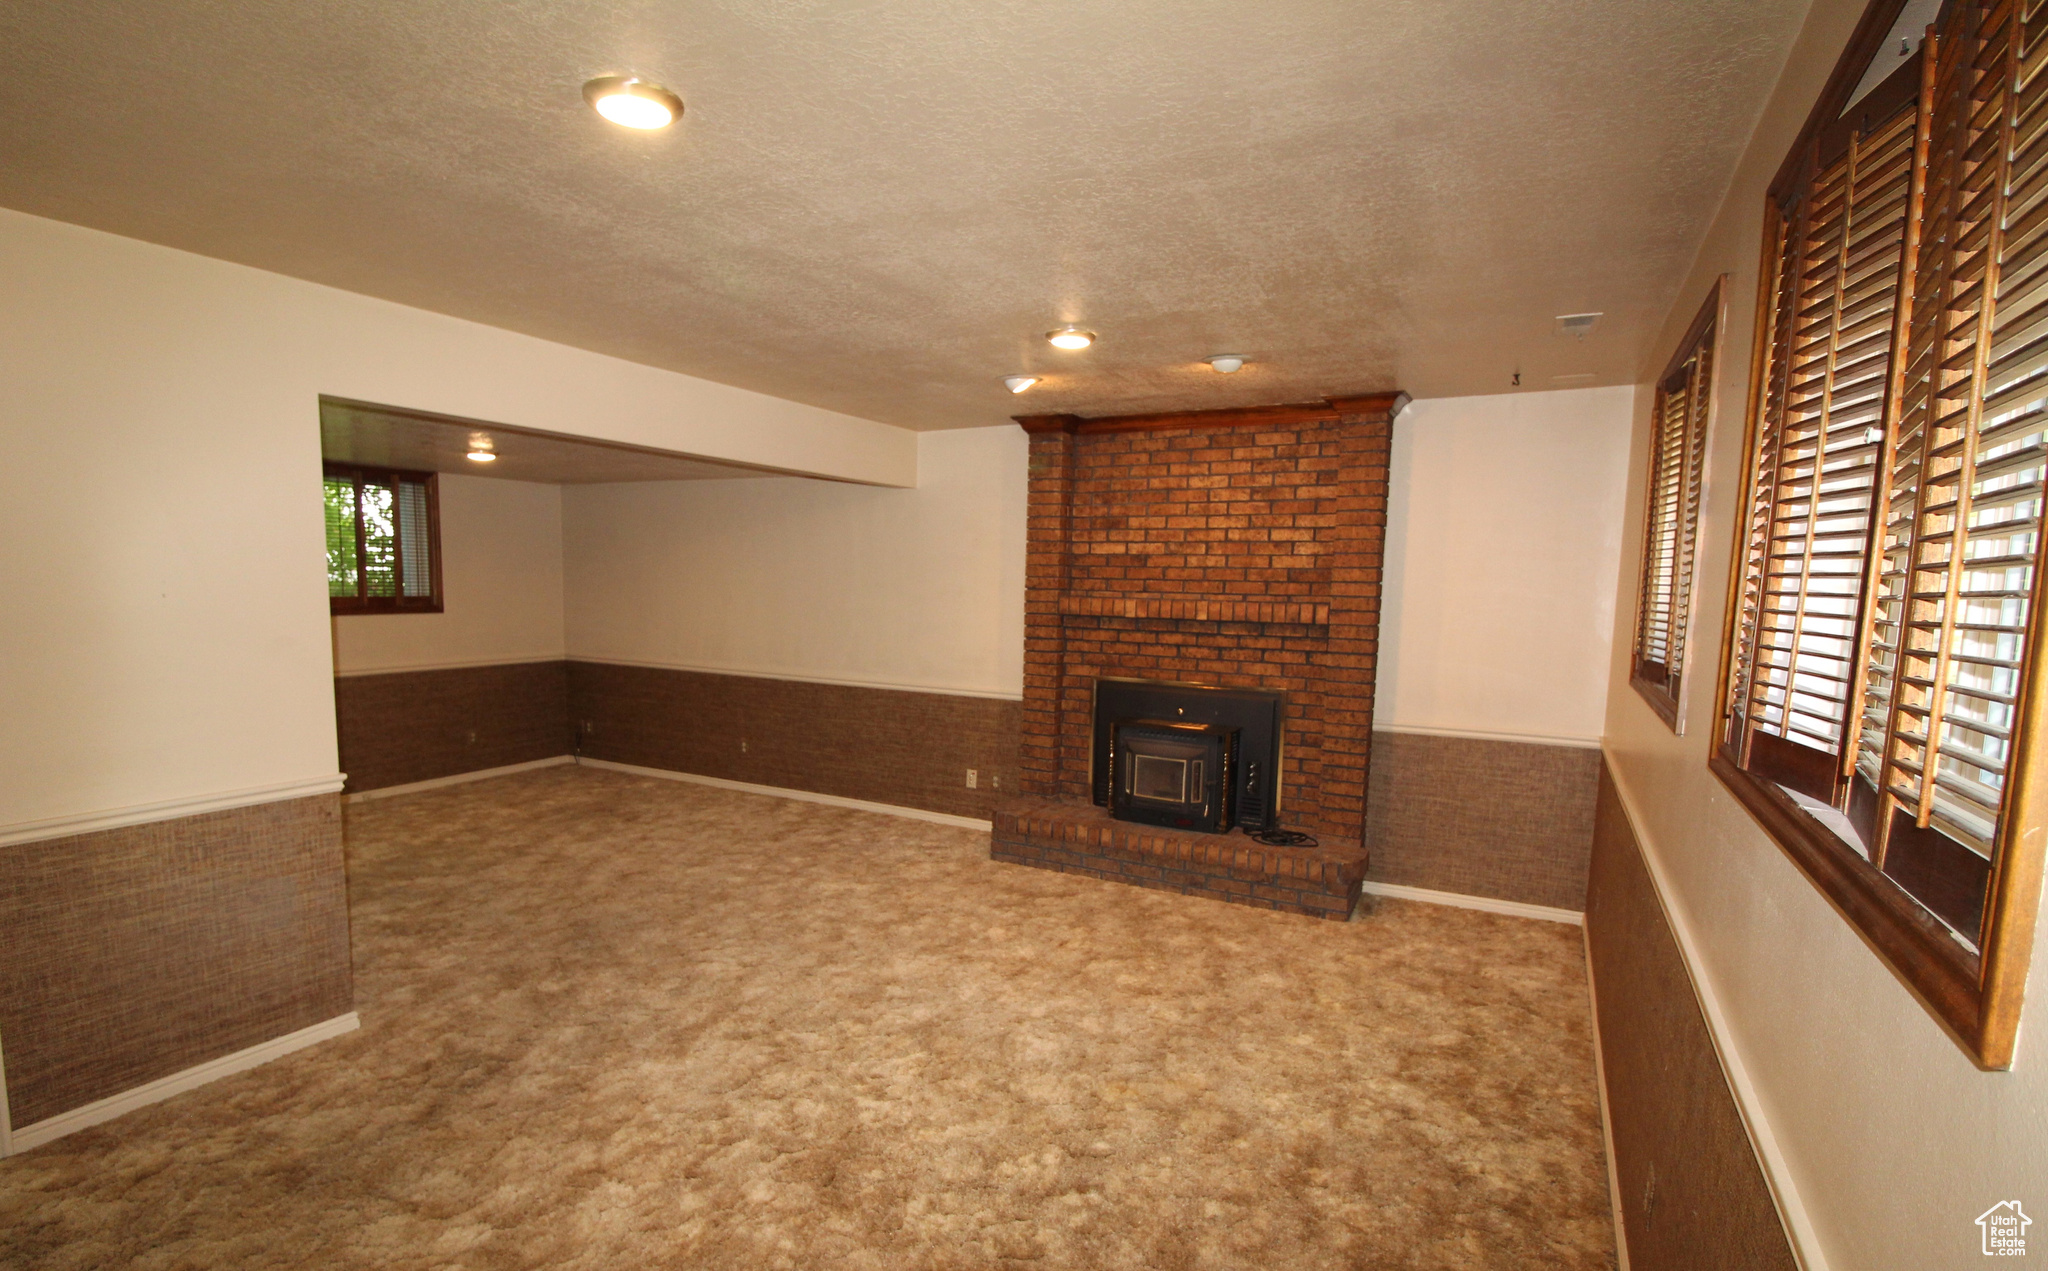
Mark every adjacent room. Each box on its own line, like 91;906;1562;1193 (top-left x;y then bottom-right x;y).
2;1;2045;1268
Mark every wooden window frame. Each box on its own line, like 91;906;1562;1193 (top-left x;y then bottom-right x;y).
1631;280;1725;730
1710;0;2048;1069
325;462;444;615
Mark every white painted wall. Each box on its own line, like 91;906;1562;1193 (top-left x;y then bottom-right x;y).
563;427;1027;698
331;474;566;675
561;393;1629;736
0;209;915;832
1377;386;1633;745
1601;0;2048;1266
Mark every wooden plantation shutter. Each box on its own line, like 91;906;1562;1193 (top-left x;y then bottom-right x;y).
1726;54;1924;801
1849;0;2048;946
1714;0;2048;1066
397;479;435;599
1631;285;1719;728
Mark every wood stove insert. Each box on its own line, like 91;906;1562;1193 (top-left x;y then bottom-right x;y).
1110;718;1238;832
1094;679;1281;833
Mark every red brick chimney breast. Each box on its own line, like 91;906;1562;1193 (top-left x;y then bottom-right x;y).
998;395;1401;918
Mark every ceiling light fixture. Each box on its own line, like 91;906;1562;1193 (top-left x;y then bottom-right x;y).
1046;326;1096;351
467;434;497;463
466;449;498;463
583;76;684;130
1207;355;1247;373
1003;375;1040;394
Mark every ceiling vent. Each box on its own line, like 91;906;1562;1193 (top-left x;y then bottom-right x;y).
1555;313;1602;338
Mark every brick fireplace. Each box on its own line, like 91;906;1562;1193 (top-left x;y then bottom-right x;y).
991;394;1404;919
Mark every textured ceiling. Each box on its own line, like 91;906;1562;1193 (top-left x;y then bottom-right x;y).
0;1;1810;430
320;399;776;483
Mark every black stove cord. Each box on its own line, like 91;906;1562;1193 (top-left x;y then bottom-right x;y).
1243;823;1319;848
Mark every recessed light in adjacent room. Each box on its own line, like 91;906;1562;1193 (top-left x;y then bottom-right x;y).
583;76;684;130
1046;327;1096;351
1208;355;1247;373
466;450;497;463
1003;376;1040;394
467;434;497;462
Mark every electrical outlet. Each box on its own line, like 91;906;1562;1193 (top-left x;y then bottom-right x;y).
465;730;478;745
965;768;978;788
991;773;1000;790
741;739;748;753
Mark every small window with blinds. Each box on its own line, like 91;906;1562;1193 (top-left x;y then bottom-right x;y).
325;462;442;614
1712;0;2048;1068
1631;282;1722;729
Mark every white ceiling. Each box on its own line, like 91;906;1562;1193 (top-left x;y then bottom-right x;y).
320;398;778;483
0;1;1811;430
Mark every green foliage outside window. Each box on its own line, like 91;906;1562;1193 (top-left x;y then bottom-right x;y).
326;465;438;611
325;476;358;597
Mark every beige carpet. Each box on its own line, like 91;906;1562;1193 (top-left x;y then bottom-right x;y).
1;766;1615;1269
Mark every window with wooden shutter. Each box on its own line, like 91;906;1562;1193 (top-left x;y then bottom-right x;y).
1712;0;2048;1068
1726;55;1921;802
1631;283;1721;729
326;462;442;614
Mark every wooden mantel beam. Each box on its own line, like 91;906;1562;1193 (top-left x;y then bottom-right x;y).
1014;392;1409;435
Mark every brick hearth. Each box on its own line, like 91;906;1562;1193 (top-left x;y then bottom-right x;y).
993;798;1367;920
994;394;1402;918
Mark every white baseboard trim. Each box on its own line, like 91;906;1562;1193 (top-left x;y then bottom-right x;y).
3;1012;360;1156
0;774;349;848
1602;758;1826;1271
1361;880;1584;925
574;757;995;831
564;656;1025;702
1582;925;1632;1271
1374;722;1603;750
343;755;576;803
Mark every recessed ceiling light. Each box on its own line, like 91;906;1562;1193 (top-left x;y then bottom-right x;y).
466;449;498;463
583;76;684;130
1046;326;1096;351
1208;355;1247;373
1003;375;1040;394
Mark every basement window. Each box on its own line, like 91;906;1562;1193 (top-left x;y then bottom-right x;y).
1630;279;1722;731
325;462;441;614
1711;0;2048;1069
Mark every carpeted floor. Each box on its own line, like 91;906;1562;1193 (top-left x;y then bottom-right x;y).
1;766;1615;1269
